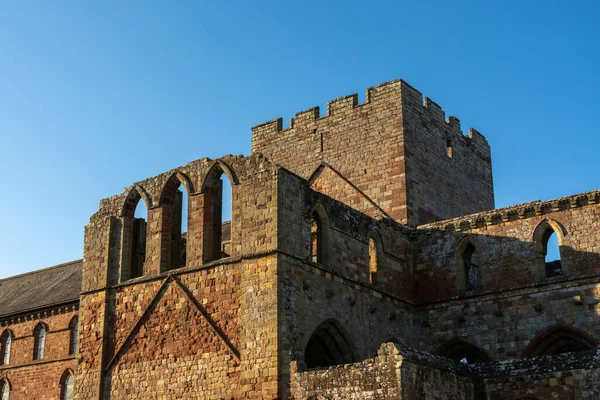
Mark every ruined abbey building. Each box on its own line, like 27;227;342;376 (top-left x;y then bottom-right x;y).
0;79;598;399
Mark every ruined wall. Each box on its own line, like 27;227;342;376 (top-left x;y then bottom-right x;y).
290;343;474;400
0;307;78;399
416;190;600;301
473;349;600;399
252;79;493;226
413;191;600;360
77;154;283;399
277;168;413;299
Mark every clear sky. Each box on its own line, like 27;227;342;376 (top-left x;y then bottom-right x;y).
0;1;598;279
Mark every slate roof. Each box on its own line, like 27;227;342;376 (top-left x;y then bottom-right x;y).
0;260;82;318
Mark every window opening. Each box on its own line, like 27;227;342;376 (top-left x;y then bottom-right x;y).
131;197;148;279
463;244;481;291
61;372;74;400
0;380;9;400
0;331;11;365
34;324;46;360
368;236;379;284
69;317;78;355
310;212;322;263
167;182;188;270
544;230;562;277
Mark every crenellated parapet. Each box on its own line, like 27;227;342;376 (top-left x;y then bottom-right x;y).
251;79;494;226
252;79;488;151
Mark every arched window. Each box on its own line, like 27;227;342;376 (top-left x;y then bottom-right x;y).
533;219;565;278
463;244;481;291
69;317;78;355
0;379;10;400
161;174;190;271
304;320;357;369
33;323;47;361
121;187;149;280
60;370;75;400
309;204;330;265
311;212;322;263
456;238;481;294
437;338;490;364
522;324;596;357
201;162;234;263
0;330;12;365
368;231;383;284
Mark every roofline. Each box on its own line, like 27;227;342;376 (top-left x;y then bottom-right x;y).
0;299;80;320
0;259;83;284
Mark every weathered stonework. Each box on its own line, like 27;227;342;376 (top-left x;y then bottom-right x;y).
0;79;597;399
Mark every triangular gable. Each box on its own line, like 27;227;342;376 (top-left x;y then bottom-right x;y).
309;163;390;219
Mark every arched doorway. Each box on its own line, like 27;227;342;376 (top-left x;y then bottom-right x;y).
304;320;357;369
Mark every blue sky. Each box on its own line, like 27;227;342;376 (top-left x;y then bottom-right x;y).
0;1;597;278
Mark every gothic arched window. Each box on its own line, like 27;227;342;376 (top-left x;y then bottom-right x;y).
533;219;566;278
61;370;75;400
0;379;10;400
69;317;79;355
33;323;47;361
0;330;12;365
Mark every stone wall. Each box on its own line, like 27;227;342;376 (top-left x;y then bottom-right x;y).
290;343;474;400
252;79;493;226
77;153;283;399
412;192;600;360
291;343;600;400
0;306;78;399
473;349;600;399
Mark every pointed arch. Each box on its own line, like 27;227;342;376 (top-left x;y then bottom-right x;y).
367;229;383;284
200;160;239;194
0;329;13;365
437;338;491;363
120;186;151;280
0;378;11;400
160;173;191;271
60;369;75;400
200;161;237;263
532;218;567;277
456;236;481;295
309;203;330;265
304;319;358;369
121;185;152;218
522;324;596;357
33;322;48;360
68;316;79;355
160;172;193;206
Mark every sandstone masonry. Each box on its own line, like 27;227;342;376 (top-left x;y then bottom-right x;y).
0;79;597;399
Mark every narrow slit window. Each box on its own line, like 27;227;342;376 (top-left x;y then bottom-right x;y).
368;236;379;284
446;139;453;158
311;212;322;263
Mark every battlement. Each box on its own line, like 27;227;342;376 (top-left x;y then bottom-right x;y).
251;79;488;146
251;78;494;225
